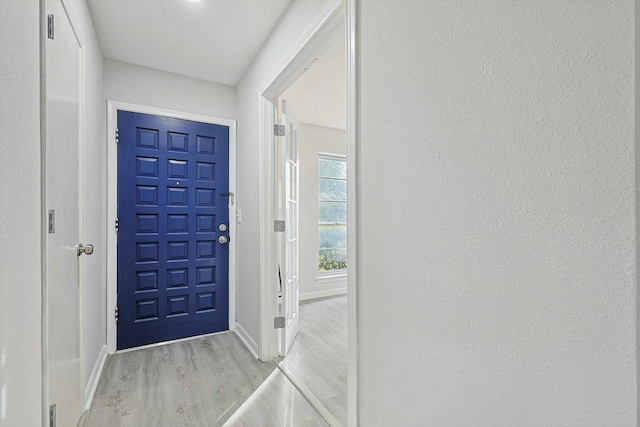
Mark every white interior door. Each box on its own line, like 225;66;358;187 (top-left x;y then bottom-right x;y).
46;0;84;425
280;100;300;355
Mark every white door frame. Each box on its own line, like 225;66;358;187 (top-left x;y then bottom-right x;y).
258;0;342;360
345;1;358;425
257;0;359;425
105;101;237;354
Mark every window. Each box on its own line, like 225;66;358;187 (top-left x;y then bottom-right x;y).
318;155;347;274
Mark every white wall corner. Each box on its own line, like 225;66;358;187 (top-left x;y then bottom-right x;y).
234;322;260;359
84;344;107;411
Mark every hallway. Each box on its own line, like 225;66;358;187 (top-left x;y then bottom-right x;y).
80;296;346;426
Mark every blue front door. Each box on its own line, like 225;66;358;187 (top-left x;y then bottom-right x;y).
117;110;230;350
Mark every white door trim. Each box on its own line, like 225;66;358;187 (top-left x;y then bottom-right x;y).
258;0;344;361
105;100;237;354
345;1;359;425
257;0;359;425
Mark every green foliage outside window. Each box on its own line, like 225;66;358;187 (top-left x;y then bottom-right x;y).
319;249;348;271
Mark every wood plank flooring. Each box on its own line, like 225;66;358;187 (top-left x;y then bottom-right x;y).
280;295;347;426
80;295;346;427
79;332;326;426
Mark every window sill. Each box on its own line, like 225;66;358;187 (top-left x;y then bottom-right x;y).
316;273;347;283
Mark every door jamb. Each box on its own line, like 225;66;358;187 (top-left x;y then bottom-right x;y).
257;0;359;425
258;0;344;362
345;1;359;425
105;101;237;354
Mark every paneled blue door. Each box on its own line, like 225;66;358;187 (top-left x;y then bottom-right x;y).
117;110;230;350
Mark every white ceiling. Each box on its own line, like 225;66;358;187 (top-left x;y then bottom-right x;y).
86;0;291;86
281;36;346;130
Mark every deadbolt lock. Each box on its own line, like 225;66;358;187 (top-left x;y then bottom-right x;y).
219;224;227;232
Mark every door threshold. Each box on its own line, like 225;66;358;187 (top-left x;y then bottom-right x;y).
115;330;230;354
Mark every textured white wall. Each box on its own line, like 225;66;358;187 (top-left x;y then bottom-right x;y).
297;123;346;299
104;59;236;119
68;0;108;393
357;1;636;425
0;1;42;426
235;0;332;345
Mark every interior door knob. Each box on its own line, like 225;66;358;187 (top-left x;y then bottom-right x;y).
77;244;94;256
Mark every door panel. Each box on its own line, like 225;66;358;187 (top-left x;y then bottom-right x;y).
46;0;83;425
117;111;230;350
281;100;300;355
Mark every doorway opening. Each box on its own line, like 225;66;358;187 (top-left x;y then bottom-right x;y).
258;0;355;424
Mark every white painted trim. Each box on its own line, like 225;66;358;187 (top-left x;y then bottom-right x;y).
258;0;345;363
234;323;260;359
256;1;358;425
106;100;237;354
259;0;344;101
77;39;87;414
300;288;347;301
60;0;84;47
106;100;117;354
258;94;279;361
84;345;107;411
39;2;48;425
316;274;347;283
318;152;347;160
346;0;359;426
228;114;237;333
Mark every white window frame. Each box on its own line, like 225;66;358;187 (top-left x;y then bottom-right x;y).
318;153;347;277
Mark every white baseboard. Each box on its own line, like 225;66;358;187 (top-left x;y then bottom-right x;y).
300;287;347;301
84;345;107;410
234;322;259;359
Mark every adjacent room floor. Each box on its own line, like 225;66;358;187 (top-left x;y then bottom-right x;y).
279;295;347;425
80;295;347;427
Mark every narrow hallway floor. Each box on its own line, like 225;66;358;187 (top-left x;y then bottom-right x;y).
80;295;347;426
79;332;327;426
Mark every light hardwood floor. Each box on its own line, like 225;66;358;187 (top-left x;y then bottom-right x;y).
80;295;346;427
280;295;347;426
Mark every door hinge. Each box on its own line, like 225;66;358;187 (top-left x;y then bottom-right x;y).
115;306;119;322
47;14;54;39
115;217;119;232
274;316;285;329
274;220;285;232
115;128;119;143
274;124;285;137
48;209;55;234
49;404;56;427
